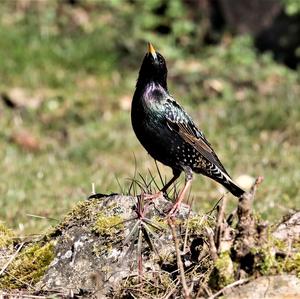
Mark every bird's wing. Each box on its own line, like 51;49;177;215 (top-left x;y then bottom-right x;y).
165;98;230;176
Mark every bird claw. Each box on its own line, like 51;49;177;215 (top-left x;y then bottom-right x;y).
166;203;180;217
165;201;191;218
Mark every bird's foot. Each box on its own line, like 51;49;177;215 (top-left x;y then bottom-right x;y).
166;202;181;217
165;170;193;217
166;201;191;217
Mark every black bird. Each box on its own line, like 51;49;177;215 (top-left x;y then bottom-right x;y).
131;43;245;214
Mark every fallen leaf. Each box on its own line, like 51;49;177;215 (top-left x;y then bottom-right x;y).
11;130;41;152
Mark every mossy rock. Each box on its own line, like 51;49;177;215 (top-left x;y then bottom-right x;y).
1;195;298;297
0;241;55;289
36;194;197;296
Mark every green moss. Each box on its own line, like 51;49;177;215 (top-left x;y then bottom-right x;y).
257;247;276;275
273;238;287;251
209;251;234;289
52;199;101;236
93;212;124;237
187;214;209;234
251;237;300;276
0;223;15;249
60;200;93;225
250;239;276;275
216;252;234;286
0;241;55;289
284;252;300;278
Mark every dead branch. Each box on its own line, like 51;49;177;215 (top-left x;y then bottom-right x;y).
234;176;264;259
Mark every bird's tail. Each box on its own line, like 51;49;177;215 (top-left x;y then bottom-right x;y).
216;171;245;198
202;164;245;198
199;163;245;198
223;179;245;198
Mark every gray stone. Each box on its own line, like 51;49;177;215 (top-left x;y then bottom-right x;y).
223;275;300;299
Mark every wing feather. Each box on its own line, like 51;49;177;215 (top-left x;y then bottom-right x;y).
165;98;229;176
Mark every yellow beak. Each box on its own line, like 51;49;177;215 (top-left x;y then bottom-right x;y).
147;42;157;60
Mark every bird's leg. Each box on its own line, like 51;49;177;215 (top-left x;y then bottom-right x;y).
142;170;181;202
161;169;181;194
167;167;193;216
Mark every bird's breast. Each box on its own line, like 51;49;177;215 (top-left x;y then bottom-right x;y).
132;96;170;159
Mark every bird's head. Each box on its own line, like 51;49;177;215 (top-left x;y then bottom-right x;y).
136;43;168;89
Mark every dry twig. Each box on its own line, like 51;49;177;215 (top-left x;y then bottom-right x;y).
207;278;249;299
215;195;227;252
205;227;218;262
168;217;191;299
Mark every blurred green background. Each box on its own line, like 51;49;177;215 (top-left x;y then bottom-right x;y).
0;0;299;235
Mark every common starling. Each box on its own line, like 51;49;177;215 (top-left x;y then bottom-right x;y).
131;43;245;214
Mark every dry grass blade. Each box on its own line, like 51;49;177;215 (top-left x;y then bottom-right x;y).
115;174;125;194
137;227;143;278
154;159;165;189
0;242;24;276
127;177;135;195
128;177;147;194
124;219;140;247
148;169;160;191
141;226;158;255
141;221;162;246
138;172;151;193
0;292;48;299
143;217;164;231
207;194;225;216
25;214;59;222
126;152;139;196
162;280;181;299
